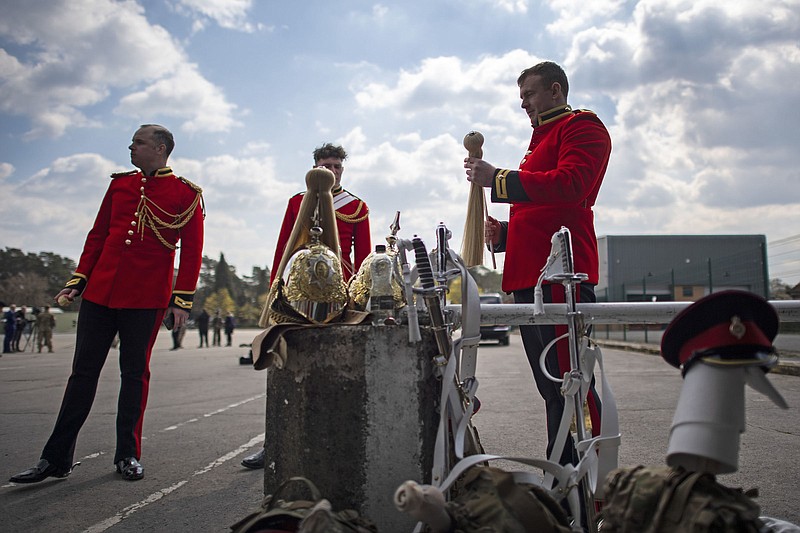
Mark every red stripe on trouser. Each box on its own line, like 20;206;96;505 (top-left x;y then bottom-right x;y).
134;311;165;458
131;311;165;459
114;306;166;463
551;285;601;438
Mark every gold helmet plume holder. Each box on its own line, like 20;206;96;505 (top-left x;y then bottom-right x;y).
261;167;347;326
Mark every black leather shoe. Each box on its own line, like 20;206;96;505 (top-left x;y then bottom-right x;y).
241;448;266;469
116;457;144;481
9;459;71;484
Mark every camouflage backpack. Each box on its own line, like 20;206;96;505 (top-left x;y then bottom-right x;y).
443;465;573;533
601;465;764;533
230;477;377;533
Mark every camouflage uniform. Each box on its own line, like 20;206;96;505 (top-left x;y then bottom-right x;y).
36;308;56;353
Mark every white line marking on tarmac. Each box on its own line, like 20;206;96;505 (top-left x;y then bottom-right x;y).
81;451;106;460
192;434;264;476
63;393;266;467
202;394;266;418
162;418;199;431
80;433;265;533
163;393;265;431
82;480;188;533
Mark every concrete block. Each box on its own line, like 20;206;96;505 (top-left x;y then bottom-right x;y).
263;324;440;531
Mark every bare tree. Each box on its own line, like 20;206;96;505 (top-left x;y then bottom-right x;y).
770;278;792;300
0;272;49;307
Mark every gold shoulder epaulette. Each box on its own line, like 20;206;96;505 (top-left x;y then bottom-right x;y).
110;170;138;179
178;176;203;194
575;108;597;116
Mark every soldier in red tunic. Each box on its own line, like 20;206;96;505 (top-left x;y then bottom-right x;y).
241;143;371;470
465;62;611;472
10;124;204;484
269;143;371;284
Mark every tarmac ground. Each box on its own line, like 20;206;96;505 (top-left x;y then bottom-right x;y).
1;328;798;532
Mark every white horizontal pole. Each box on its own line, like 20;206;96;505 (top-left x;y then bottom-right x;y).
447;301;800;326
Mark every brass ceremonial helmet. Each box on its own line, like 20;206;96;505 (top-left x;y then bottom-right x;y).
348;212;406;312
259;168;347;326
280;225;347;323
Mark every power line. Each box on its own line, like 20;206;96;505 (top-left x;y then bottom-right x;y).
768;234;800;246
767;235;800;285
770;268;800;277
769;249;800;259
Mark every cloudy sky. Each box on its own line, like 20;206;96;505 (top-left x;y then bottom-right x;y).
1;0;799;285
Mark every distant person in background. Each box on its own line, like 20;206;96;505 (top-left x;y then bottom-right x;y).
224;312;235;347
212;309;222;346
12;305;28;352
36;306;56;353
197;308;210;348
3;304;16;354
170;323;185;351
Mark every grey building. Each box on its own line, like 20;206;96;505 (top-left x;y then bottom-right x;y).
595;235;769;302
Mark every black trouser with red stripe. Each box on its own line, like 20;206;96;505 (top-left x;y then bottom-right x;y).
41;299;165;471
514;283;602;468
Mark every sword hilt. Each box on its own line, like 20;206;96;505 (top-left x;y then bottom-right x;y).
412;236;435;290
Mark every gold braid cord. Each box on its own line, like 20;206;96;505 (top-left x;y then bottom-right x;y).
335;200;369;223
136;192;201;250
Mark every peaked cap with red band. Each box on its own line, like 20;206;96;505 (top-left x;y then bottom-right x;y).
661;290;778;371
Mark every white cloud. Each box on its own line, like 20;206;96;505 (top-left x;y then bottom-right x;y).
24;154;120;200
372;4;390;20
0;150;289;274
486;0;529;14
0;0;239;138
0;162;14;179
353;49;538;144
332;127;508;266
345;4;395;27
240;141;271;156
545;0;627;35
341;0;799;270
548;0;800;222
176;0;259;32
115;63;241;134
0;153;118;254
2;0;799;285
168;153;294;269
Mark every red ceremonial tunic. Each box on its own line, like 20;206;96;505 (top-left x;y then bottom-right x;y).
70;167;204;309
270;187;371;283
491;107;611;292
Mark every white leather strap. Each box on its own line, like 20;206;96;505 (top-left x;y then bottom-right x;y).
429;249;482;486
447;247;481;380
541;337;620;499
